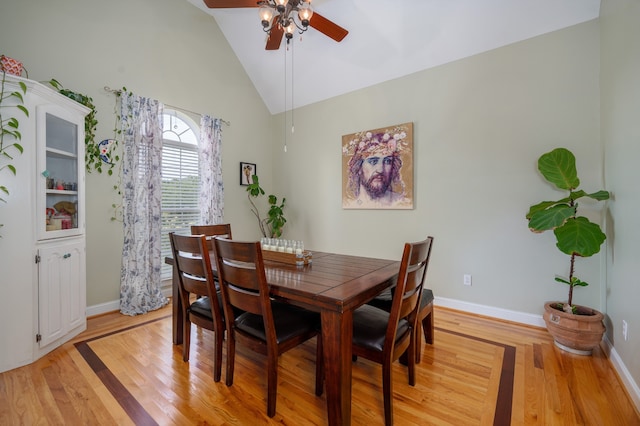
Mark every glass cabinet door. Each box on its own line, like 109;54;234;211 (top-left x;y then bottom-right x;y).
37;104;85;240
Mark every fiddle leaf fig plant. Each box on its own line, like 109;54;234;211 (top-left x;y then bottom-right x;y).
526;147;610;313
246;174;287;238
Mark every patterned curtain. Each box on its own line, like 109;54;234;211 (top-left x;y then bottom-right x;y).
119;92;169;315
198;115;224;224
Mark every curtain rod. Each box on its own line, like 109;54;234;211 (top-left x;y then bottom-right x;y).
104;86;230;126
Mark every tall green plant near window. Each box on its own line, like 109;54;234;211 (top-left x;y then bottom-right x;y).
0;71;28;233
246;174;286;238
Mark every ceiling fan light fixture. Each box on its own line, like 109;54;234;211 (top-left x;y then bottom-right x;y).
259;5;274;28
274;0;287;13
284;20;295;39
215;0;347;49
298;3;313;27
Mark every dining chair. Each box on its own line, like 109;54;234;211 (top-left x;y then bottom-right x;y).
367;236;434;363
192;223;249;322
169;232;226;382
191;223;232;240
212;236;323;418
350;237;432;426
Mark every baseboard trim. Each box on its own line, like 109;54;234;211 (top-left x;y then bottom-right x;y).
85;285;173;317
601;335;640;415
434;296;547;328
86;300;120;317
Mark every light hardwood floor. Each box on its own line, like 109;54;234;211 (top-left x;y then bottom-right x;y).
1;301;639;425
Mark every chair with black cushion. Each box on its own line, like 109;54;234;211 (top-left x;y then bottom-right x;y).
350;237;432;426
367;236;434;364
212;236;323;418
169;232;226;382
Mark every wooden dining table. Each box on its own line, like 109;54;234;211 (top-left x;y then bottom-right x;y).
166;250;400;426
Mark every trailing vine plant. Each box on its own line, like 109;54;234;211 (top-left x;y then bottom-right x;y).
109;87;127;222
0;71;28;234
46;79;120;175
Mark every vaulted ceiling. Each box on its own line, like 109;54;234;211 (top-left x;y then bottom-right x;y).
187;0;601;114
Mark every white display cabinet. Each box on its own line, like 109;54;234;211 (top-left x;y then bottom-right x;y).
37;239;86;348
0;74;89;372
36;103;85;240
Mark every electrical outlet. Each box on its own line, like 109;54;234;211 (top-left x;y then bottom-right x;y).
463;274;472;286
622;320;628;341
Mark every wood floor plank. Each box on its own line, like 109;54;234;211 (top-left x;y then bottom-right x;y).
1;302;639;425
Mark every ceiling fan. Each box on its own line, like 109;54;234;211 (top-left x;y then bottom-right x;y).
202;0;349;50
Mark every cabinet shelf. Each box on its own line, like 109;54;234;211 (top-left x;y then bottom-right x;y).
46;147;77;159
46;189;78;195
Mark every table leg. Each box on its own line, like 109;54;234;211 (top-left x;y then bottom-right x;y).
172;261;183;345
321;309;353;426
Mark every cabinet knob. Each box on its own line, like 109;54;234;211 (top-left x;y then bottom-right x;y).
63;253;71;259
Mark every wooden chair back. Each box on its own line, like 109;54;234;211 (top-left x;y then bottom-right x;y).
212;237;275;339
387;237;433;355
170;233;217;302
191;224;232;239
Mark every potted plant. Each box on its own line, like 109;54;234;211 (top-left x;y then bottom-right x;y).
246;174;286;238
526;147;610;355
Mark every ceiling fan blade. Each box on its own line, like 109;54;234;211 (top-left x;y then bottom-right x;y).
265;22;284;50
203;0;259;8
309;12;348;42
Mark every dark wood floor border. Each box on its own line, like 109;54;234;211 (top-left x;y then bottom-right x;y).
436;327;515;426
74;315;169;426
75;316;514;425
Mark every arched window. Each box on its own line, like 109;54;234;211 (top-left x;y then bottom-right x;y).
160;110;199;280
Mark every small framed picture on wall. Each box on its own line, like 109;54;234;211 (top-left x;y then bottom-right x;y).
240;162;256;186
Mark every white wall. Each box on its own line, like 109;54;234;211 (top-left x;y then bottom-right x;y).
601;0;640;407
273;21;604;317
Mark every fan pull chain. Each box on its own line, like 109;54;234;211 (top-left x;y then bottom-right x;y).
291;39;295;137
283;43;287;153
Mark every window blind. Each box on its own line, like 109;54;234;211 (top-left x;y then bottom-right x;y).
160;141;199;280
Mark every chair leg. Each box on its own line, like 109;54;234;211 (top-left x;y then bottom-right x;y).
382;361;394;426
183;320;191;362
408;335;416;387
414;326;422;364
315;334;324;396
415;304;434;364
423;307;434;344
266;351;278;417
225;330;235;387
213;327;224;382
